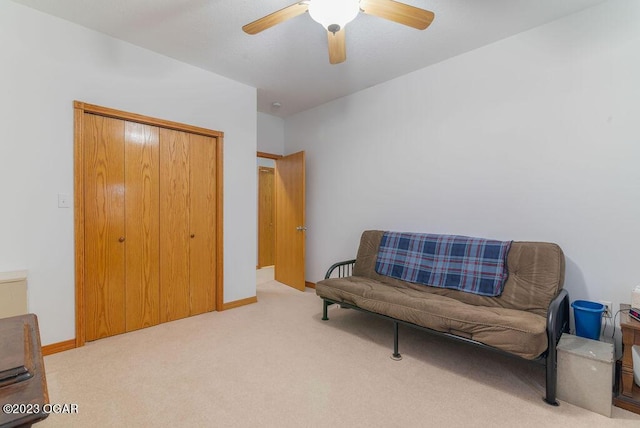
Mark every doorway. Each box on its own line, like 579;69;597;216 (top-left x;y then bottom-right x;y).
256;151;306;291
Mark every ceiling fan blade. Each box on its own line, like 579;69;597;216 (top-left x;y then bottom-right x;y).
360;0;435;30
327;29;346;64
242;2;309;35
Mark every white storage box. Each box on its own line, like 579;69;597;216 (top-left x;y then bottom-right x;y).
557;334;614;417
0;271;28;318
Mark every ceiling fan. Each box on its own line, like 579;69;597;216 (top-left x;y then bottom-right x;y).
242;0;435;65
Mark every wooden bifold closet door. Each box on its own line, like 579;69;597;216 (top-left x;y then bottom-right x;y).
159;129;217;322
81;106;219;342
84;115;160;340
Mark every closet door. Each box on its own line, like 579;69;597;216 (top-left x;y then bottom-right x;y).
189;134;217;314
124;122;160;331
76;101;224;345
159;128;191;322
84;114;126;341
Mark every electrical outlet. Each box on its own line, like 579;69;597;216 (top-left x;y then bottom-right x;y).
600;301;612;318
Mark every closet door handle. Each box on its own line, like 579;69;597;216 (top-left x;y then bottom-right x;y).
118;237;125;243
190;234;195;238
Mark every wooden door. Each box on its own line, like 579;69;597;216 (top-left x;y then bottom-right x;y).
274;151;306;291
189;134;217;315
84;116;161;339
258;166;275;268
75;101;224;346
159;128;191;322
124;122;160;331
84;114;126;341
159;130;217;320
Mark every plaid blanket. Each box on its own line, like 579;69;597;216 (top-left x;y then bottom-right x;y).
375;232;512;297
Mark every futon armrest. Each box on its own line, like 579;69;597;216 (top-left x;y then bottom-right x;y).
324;259;357;279
547;288;570;347
544;288;569;405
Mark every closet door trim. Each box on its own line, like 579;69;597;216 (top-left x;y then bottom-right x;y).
74;101;224;347
74;102;224;138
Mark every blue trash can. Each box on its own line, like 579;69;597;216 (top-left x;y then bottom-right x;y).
571;300;605;340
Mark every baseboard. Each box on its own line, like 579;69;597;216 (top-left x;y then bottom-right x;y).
42;339;76;356
42;299;258;353
305;281;316;289
222;296;258;310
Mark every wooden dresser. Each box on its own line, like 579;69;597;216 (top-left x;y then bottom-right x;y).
0;314;49;427
614;304;640;414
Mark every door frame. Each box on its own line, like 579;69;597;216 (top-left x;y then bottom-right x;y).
257;151;282;160
74;101;224;347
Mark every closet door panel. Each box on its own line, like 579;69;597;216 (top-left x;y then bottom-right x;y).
84;114;126;341
189;134;217;314
124;122;160;331
159;128;191;322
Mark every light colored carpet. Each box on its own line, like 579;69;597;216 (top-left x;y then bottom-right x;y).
40;275;640;427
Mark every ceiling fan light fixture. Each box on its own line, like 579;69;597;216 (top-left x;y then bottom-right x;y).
308;0;360;33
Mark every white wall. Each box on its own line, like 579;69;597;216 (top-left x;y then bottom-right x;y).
257;112;285;155
256;113;283;265
285;0;640;319
0;2;257;345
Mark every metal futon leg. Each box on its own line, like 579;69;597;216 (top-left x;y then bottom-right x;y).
322;299;330;321
391;321;402;361
545;348;559;406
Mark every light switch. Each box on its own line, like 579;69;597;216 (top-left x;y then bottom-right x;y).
58;193;71;208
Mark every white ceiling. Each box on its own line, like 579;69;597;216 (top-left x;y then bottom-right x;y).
12;0;607;118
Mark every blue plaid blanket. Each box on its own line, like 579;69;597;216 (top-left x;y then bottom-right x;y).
375;232;512;297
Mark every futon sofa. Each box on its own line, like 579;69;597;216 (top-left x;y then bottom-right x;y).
316;230;570;405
